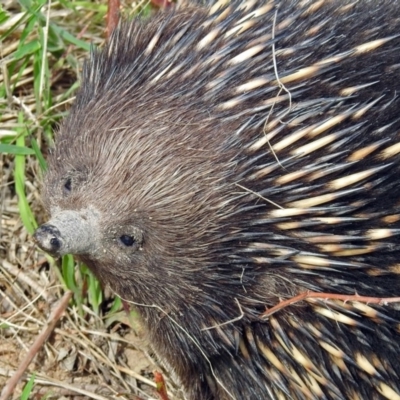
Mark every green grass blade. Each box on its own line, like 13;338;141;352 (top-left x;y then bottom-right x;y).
14;113;37;234
0;144;35;155
30;136;47;171
21;374;36;400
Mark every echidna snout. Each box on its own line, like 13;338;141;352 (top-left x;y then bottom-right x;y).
34;209;100;257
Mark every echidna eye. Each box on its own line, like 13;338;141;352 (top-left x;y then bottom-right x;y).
64;178;72;192
120;235;136;247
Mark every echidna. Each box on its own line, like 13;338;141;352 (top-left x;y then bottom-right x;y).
34;0;400;399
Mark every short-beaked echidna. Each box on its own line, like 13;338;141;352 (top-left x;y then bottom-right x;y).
34;0;400;398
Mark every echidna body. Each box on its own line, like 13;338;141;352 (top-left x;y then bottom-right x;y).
34;1;400;399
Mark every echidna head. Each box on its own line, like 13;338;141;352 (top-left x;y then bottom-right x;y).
34;91;248;307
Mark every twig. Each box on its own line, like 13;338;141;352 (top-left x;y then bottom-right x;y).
201;298;244;331
263;7;292;169
151;0;173;7
154;371;169;400
260;291;400;319
0;291;73;400
235;183;283;209
107;0;121;39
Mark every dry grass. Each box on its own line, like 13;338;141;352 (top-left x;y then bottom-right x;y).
0;1;177;398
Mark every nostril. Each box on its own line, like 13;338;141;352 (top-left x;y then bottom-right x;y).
34;224;64;256
49;236;61;250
